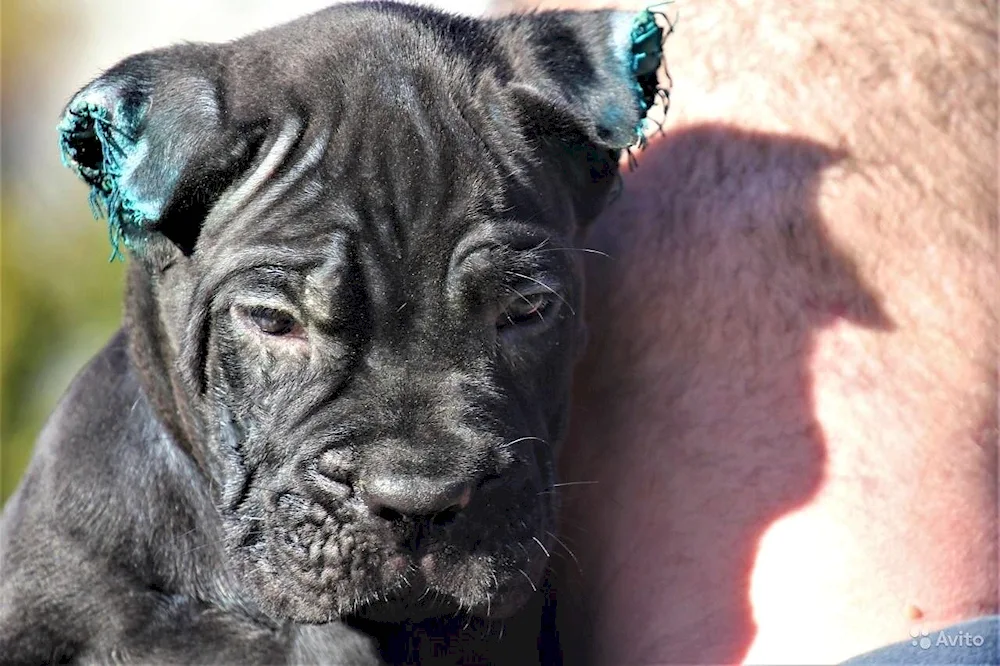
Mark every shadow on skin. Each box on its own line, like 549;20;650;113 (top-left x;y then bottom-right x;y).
553;123;894;665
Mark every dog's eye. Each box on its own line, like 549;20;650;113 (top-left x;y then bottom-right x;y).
246;307;302;337
497;291;551;329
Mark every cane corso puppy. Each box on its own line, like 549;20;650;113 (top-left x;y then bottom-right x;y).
0;2;665;664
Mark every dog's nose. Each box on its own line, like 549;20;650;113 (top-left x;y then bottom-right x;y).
361;475;473;523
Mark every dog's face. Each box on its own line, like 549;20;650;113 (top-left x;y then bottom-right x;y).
59;2;664;624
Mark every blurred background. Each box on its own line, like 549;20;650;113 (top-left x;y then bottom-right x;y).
0;0;488;504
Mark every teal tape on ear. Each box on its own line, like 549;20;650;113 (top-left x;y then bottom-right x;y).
626;3;675;152
58;99;146;261
629;9;663;112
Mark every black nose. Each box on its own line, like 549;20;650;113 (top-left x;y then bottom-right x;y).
361;475;473;523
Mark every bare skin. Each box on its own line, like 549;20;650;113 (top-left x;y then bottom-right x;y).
497;1;998;664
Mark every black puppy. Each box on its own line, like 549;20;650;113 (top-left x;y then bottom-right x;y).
0;2;665;663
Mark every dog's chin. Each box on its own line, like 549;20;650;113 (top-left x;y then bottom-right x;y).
345;577;538;624
241;548;546;625
230;498;552;625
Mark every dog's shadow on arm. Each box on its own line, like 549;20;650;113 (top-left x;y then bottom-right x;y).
552;122;891;665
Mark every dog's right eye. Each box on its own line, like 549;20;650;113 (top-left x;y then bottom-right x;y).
245;307;303;337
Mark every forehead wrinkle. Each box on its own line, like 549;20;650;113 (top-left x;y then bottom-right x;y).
301;78;516;324
253;123;331;213
349;73;495;244
222;125;332;244
302;231;354;319
445;219;569;303
381;76;440;169
450;219;555;268
392;168;505;294
352;131;439;266
197;246;324;310
196;119;337;274
251;186;355;250
355;226;397;320
202;117;302;245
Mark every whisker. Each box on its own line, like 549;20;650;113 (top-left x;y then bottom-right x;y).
537;480;600;496
536;247;612;259
550;481;599;488
546;530;582;574
531;536;550;558
517;567;537;592
526;237;551;253
505;436;549;448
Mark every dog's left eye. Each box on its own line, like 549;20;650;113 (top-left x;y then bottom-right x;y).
245;307;303;337
497;291;551;329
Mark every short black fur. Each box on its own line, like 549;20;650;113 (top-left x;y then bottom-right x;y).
1;3;664;664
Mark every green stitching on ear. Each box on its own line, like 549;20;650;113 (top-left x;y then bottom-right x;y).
58;100;146;261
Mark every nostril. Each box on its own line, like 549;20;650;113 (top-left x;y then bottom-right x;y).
374;506;406;523
361;476;474;522
430;503;463;527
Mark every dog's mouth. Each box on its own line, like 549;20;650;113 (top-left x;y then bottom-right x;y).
345;541;549;623
228;476;554;624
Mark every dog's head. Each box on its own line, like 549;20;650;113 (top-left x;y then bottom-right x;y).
59;2;664;624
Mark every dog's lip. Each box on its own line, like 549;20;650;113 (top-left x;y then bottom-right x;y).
375;548;439;580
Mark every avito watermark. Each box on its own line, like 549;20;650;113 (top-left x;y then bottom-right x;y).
911;627;987;650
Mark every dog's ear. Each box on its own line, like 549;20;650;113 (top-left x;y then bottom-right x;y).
59;44;253;264
494;8;667;152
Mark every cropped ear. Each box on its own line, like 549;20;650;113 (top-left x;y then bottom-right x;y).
59;44;250;263
494;7;669;151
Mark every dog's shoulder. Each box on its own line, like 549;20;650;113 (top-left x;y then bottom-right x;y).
1;334;153;656
2;330;138;555
0;334;281;662
3;331;146;540
1;332;136;660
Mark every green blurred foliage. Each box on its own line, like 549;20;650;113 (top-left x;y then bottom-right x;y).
1;205;125;504
1;1;126;503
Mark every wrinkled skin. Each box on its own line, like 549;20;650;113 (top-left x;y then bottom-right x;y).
497;0;998;664
0;3;664;664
